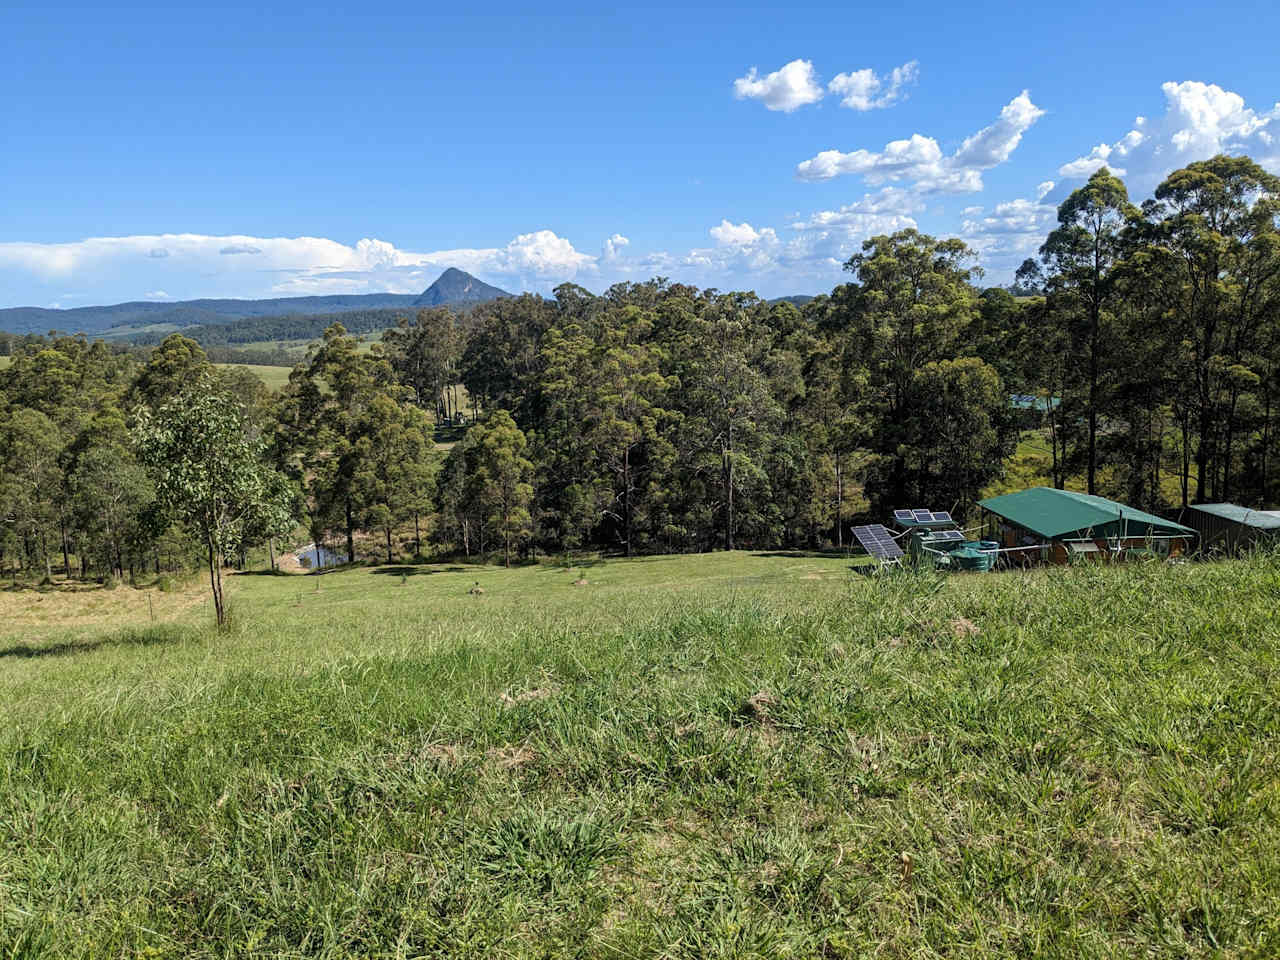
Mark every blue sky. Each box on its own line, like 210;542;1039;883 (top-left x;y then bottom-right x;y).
3;0;1279;308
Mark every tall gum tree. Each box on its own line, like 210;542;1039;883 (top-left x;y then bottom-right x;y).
1039;167;1138;495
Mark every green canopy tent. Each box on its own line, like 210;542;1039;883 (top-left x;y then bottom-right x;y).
978;487;1196;564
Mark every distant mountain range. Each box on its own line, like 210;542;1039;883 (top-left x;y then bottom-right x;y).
0;271;817;342
0;269;513;337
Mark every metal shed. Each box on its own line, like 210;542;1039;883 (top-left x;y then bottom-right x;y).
1182;503;1280;554
978;487;1196;564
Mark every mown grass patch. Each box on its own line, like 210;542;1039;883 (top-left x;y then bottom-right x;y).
2;552;1278;956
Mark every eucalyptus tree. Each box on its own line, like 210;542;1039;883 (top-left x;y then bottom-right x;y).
355;394;436;562
1149;155;1280;503
383;307;463;421
284;323;404;563
673;294;780;551
459;410;534;566
1038;167;1138;494
135;378;293;626
0;408;64;581
536;303;675;555
843;229;980;512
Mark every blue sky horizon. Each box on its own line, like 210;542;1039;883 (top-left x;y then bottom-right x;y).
3;0;1279;309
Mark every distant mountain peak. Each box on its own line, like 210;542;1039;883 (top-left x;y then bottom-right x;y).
415;268;510;307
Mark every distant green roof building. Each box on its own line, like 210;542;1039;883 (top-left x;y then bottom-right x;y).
1184;503;1280;554
979;487;1195;543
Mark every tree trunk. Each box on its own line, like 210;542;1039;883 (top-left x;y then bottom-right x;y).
208;543;226;627
385;526;393;564
724;418;735;552
268;539;276;572
835;457;843;549
414;515;421;557
623;446;632;558
345;497;355;566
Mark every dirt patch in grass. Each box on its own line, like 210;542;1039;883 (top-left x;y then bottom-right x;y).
487;744;537;769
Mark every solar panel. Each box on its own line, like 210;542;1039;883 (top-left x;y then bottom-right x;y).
912;509;933;523
893;509;914;522
926;530;964;542
931;511;953;524
853;524;904;561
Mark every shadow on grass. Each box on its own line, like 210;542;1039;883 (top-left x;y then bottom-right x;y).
369;565;469;577
751;550;859;560
0;625;187;660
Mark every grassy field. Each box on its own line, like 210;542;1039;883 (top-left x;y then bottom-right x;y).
2;551;1279;957
215;362;294;393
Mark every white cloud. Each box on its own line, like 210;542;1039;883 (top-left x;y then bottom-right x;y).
795;91;1045;193
828;60;919;111
709;219;777;246
1059;143;1122;178
0;230;603;303
733;59;824;113
1058;81;1280;188
1035;180;1055;201
602;233;629;260
957;193;1056;273
791;187;923;232
144;290;170;300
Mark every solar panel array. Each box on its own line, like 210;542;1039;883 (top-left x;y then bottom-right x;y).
924;530;965;542
853;524;904;561
895;508;955;526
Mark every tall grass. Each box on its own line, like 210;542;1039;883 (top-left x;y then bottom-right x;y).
1;552;1278;957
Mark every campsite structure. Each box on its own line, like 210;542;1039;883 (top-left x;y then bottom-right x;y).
1182;503;1280;554
892;508;998;571
978;487;1196;564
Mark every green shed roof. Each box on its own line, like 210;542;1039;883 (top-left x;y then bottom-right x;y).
979;487;1196;540
1188;503;1280;530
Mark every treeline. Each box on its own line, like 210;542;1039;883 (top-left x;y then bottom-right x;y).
130;307;419;348
2;154;1277;585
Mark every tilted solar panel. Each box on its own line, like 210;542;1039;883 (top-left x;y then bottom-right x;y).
931;511;953;524
928;530;964;542
893;509;914;522
853;524;904;560
912;509;933;522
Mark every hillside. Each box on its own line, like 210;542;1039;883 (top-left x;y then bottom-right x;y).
415;266;511;306
0;268;512;337
2;552;1277;955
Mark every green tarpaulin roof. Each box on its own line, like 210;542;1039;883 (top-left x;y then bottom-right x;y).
1188;503;1280;530
979;487;1196;540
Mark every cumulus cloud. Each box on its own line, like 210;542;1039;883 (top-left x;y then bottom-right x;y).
0;230;604;303
1058;81;1280;188
795;91;1044;192
709;219;778;246
957;192;1057;274
733;59;824;112
828;60;919;111
602;233;630;260
790;187;923;232
144;290;170;299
